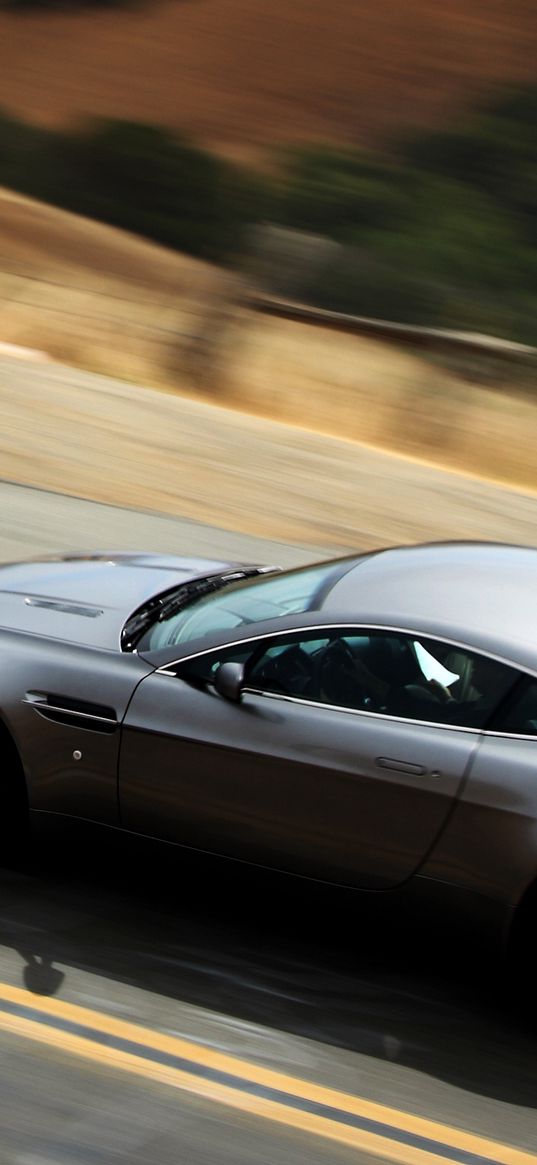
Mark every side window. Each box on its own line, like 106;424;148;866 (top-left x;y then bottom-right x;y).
491;678;537;736
384;637;516;729
176;642;253;688
248;635;332;700
246;630;517;729
175;629;518;730
246;629;434;712
177;631;366;706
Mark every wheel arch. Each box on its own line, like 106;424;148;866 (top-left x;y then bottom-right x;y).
509;874;537;956
0;711;29;807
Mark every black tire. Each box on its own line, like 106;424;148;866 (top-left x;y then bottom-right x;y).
0;722;29;866
503;887;537;1026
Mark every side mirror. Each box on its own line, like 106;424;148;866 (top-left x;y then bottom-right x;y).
214;661;245;703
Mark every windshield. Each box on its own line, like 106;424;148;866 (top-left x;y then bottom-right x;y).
136;558;353;651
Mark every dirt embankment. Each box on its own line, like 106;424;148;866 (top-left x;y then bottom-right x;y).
1;188;536;498
0;0;536;159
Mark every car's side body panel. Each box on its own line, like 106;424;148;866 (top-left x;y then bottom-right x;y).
0;628;150;825
420;732;537;908
119;671;479;890
2;542;537;955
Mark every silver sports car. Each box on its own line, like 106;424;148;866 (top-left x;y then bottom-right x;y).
2;541;537;956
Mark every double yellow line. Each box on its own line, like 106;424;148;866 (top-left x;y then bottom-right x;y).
0;981;534;1165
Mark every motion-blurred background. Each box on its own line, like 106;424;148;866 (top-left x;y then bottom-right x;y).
1;0;536;521
2;15;537;1164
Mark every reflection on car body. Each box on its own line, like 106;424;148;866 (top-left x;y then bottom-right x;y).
2;541;537;959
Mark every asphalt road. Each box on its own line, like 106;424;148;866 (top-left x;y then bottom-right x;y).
1;481;537;1165
2;823;537;1165
0;480;321;569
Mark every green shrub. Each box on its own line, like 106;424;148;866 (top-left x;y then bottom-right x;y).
0;112;266;262
1;84;537;344
57;120;225;255
271;90;537;343
400;87;537;243
276;147;413;242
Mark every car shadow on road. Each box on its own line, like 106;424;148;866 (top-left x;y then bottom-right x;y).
1;816;536;1112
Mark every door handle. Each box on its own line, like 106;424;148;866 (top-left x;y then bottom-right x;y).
376;756;427;776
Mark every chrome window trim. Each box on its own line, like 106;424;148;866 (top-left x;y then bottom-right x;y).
481;729;537;741
155;622;528;678
239;687;483;735
156;624;326;673
155;620;526;734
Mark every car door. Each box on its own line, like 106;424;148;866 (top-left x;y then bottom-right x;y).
427;674;537;905
118;626;499;889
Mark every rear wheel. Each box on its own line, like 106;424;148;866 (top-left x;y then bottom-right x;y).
505;886;537;1025
0;722;29;865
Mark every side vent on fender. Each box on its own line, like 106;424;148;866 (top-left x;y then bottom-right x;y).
23;691;118;734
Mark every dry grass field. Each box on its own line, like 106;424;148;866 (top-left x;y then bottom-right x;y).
0;1;536;159
0;187;227;383
1;3;536;545
1;188;537;498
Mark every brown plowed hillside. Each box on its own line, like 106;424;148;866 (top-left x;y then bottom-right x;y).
0;0;536;159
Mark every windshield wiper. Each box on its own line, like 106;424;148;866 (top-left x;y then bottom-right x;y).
121;604;161;649
157;571;248;621
121;567;277;651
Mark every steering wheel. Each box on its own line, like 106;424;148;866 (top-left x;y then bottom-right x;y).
315;639;368;708
250;645;315;698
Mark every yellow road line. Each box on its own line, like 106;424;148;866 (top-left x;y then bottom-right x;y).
0;983;534;1165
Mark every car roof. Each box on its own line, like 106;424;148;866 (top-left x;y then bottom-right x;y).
321;541;537;668
144;542;537;677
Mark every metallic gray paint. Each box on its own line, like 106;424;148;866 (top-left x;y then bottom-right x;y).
2;541;537;949
325;542;537;670
0;552;238;648
119;675;478;890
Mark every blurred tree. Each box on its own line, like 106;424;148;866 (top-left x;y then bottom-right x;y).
1;83;536;342
276;147;413;242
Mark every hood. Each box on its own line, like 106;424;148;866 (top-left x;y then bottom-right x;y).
0;551;241;650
